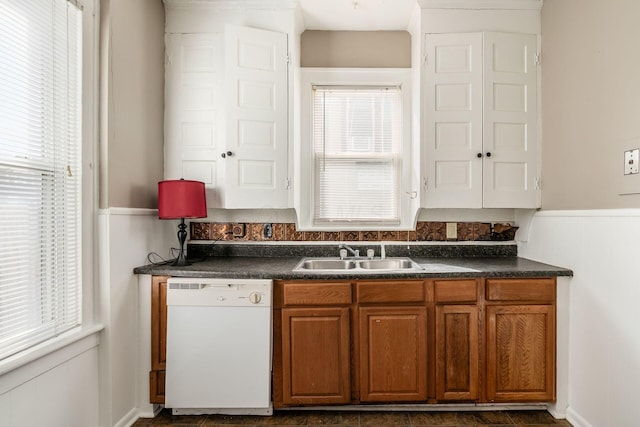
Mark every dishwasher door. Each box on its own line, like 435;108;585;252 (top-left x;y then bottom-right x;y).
164;278;273;415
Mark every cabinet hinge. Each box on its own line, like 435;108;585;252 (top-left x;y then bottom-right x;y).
423;53;428;66
285;177;291;189
535;52;541;65
534;176;541;190
286;54;291;64
423;177;428;189
166;53;172;66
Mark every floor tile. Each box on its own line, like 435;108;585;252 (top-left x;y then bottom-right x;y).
359;411;410;426
202;414;258;425
408;411;458;426
507;411;565;425
255;412;308;425
305;410;360;425
456;411;513;425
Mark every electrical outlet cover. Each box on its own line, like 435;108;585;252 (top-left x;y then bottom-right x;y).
624;148;639;175
232;223;246;237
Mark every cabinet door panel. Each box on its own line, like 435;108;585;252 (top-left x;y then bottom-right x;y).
436;305;479;401
486;305;555;402
423;33;483;208
282;308;351;405
483;32;539;208
164;33;223;192
359;307;428;402
225;25;289;208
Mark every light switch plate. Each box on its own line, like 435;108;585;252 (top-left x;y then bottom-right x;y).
624;148;639;175
446;222;457;240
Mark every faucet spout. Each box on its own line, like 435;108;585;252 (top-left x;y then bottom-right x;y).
339;243;360;259
380;242;386;260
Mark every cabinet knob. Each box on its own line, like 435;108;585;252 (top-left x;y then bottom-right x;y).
477;153;483;158
221;151;234;158
486;152;492;158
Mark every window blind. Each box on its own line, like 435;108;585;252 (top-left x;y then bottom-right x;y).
312;86;402;223
0;0;82;360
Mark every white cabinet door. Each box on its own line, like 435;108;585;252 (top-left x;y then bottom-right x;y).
483;32;539;208
224;25;289;209
165;33;224;206
423;33;483;208
422;32;540;209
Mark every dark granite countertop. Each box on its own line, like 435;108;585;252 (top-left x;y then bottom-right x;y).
133;243;572;280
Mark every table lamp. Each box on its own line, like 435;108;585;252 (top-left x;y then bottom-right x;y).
158;179;207;266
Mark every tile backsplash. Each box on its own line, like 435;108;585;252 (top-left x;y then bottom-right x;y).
189;221;513;242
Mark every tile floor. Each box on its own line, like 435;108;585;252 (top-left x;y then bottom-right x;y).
132;409;573;427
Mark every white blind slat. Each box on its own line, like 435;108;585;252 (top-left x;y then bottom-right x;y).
0;0;83;360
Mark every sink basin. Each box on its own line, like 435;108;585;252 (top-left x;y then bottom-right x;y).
358;259;418;270
293;257;423;273
298;259;356;270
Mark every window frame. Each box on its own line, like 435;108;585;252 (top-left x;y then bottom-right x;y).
297;68;417;231
0;0;99;374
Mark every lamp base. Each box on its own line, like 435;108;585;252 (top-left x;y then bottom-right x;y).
172;218;190;266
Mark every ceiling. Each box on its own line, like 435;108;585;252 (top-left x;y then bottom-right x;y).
299;0;418;31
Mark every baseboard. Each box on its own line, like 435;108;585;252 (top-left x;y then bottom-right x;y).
113;407;143;427
567;407;593;427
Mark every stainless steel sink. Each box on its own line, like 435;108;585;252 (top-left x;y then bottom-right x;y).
298;259;356;270
358;259;416;270
293;257;423;273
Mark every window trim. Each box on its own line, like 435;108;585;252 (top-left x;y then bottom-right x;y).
297;68;417;231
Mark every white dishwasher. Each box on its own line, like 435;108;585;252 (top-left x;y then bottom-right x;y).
165;278;273;415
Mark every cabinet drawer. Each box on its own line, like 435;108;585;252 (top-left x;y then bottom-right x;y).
435;279;478;303
283;282;352;306
486;278;556;302
357;281;426;303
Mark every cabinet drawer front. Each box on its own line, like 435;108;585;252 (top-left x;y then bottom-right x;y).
486;278;556;302
435;279;478;303
283;282;352;306
357;281;426;303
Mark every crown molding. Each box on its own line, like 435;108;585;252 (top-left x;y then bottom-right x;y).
417;0;543;10
163;0;299;10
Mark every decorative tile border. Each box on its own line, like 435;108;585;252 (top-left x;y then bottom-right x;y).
190;221;503;242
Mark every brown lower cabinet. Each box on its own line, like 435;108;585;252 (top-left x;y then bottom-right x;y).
485;278;556;402
150;275;169;404
273;277;556;407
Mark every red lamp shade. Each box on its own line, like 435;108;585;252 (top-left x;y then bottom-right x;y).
158;180;207;219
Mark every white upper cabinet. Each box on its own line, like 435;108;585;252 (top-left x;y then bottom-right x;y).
164;25;290;209
422;32;540;209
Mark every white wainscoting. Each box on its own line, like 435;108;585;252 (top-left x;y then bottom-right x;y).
98;208;175;427
518;210;640;427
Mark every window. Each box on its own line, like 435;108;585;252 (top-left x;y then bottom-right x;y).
0;0;83;360
298;69;416;230
313;86;402;223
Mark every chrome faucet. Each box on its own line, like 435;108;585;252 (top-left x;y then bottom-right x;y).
339;243;360;259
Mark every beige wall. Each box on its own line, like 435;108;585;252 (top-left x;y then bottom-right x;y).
301;31;411;68
541;0;640;209
101;0;165;209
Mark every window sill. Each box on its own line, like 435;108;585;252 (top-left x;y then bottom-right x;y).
0;323;104;382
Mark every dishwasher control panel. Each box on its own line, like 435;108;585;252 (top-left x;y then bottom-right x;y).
167;278;272;307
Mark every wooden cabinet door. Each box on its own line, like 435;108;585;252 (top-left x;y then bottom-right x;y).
282;307;351;405
150;276;169;403
359;306;428;402
435;305;479;401
486;304;555;402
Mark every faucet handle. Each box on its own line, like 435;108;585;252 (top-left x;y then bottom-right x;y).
366;249;375;259
339;249;348;260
